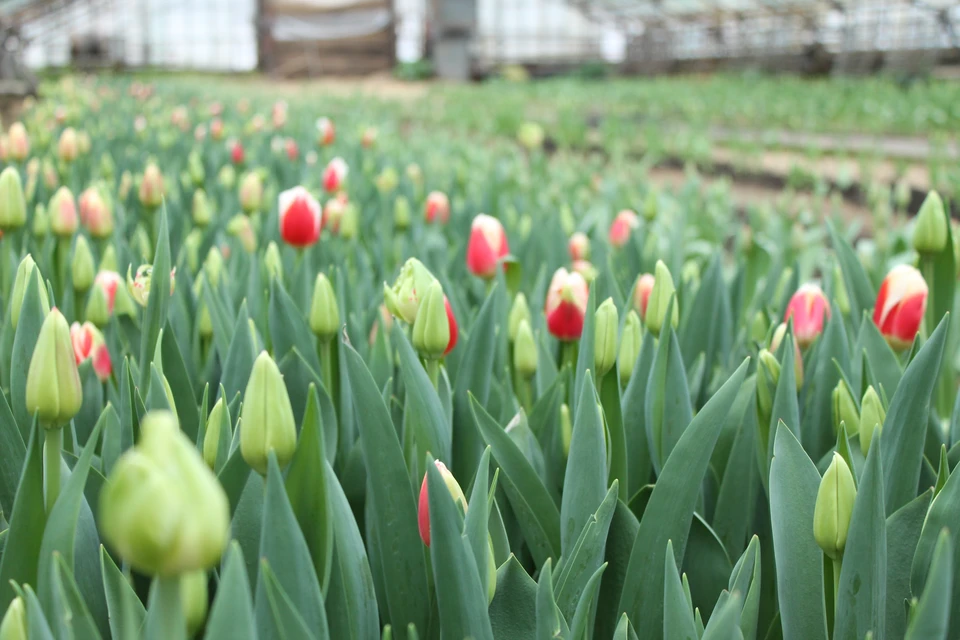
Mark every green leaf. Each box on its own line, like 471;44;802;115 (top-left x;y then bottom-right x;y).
682;514;733;621
645;321;692;473
664;539;698;640
680;253;733;406
100;546;145;640
701;591;743;640
342;342;430;635
802;303;849;462
852;316;902;400
835;436;886;639
139;204;172;391
21;584;56;640
828;222;875;325
0;389;26;517
568;563;607;639
536;560;569;640
10;274;46;438
50;553;103;640
621;332;655;496
714;384;758;558
729;535;763;640
261;560;318;640
204;542;256;640
763;331;799;490
472;393;562;567
427;456;495;640
284;385;333;595
219;300;258;406
160;325;199;441
573;286;597;416
324;461;379;640
561;374;607;555
885;490;933;639
768;424;828;640
614;613;640;640
270;279;322;381
905;529;953;640
882;315;949;515
490;555;538;640
255;452;329;639
464;447;494;603
0;417;46;612
600;367;628;500
143;577;186;640
618;359;748;639
204;276;235;364
594;500;641;639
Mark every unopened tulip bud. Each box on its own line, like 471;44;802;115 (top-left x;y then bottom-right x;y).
750;310;769;344
609;210;638;248
58;127;78;163
118;171;132;201
813;453;857;560
263;241;283;282
204;246;223;289
279;186;321;248
310;273;340;341
193;276;214;339
26;308;83;429
84;283;110;328
418;460;467;547
756;349;780;429
376;167;398;194
770;323;804;390
10;255;50;330
913;191;948;254
187;151;205;186
513;319;538;378
127;265;175;307
138;162;164;210
568;231;590;261
182;570;209;636
643;189;658;221
424;191;450;224
594;298;619;377
49;186;78;237
240;352;297;475
192;189;212;227
545;267;589;341
681;260;700;289
238;171;263;213
71;235;95;292
384;257;438;324
0;167;26;230
323;157;348;193
832;379;859;436
508;293;531;343
517;122;544;150
618;310;642;384
100;244;118;272
100;410;230;575
859;386;886;456
413;281;450;360
466;214;509;279
78;186;114;238
633;273;655;321
560;403;572;457
8;122;29;161
316;116;335;146
218;165;236;189
203;397;230;469
340;202;358;240
874;264;928;351
0;596;26;640
646;261;678;338
42;159;58;191
70;321;112;382
32;203;48;237
394;196;411;231
227;214;256;253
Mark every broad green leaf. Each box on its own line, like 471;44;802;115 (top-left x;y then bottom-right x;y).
614;613;640;640
255;452;329;639
536;560;569;640
139;204;172;391
568;563;607;639
802;303;848;461
10;274;46;438
852;316;902;400
100;546;145;640
573;286;597;416
561;374;607;555
828;222;875;325
664;539;698;640
594;501;640;639
701;591;743;640
835;436;886;639
343;342;430;636
218;300;257;403
729;535;762;640
680;253;733;406
261;560;318;640
882;315;948;515
143;576;186;640
618;359;748;639
621;331;655;496
204;542;256;640
600;367;628;499
713;385;758;558
905;529;953;640
682;514;733;621
472;393;562;566
464;447;493;603
0;389;26;517
769;424;828;640
270;279;322;376
50;553;102;640
427;457;495;640
645;321;692;473
490;555;538;640
160;326;199;441
885;490;933;639
21;584;56;640
762;332;799;491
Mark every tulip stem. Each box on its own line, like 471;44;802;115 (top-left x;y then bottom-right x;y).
517;376;533;412
44;427;62;513
320;340;334;397
832;556;843;611
426;359;440;389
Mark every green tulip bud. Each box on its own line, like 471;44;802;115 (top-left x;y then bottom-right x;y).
227;214;256;253
133;225;152;262
100;243;118;272
645;260;679;338
99;152;116;181
49;186;78;237
618;310;643;385
913;190;948;254
309;273;340;341
513;319;538;378
0;596;26;640
643;189;658;221
681;260;700;290
0;166;27;230
84;280;111;328
859;386;886;457
203;397;230;469
182;570;209;636
813;453;857;560
238;171;263;213
192;189;212;227
486;537;497;604
376;166;399;194
32;203;48;237
384;257;438;324
100;411;230;575
594;298;619;378
187;151;205;187
10;255;50;330
756;349;780;430
832;265;850;317
412;280;450;360
71;235;95;292
339;203;358;240
517;122;544;150
26;308;82;429
560;403;572;458
184;229;202;273
750;310;769;344
832;378;860;436
203;246;223;289
240;352;297;475
194;275;214;339
218;165;236;189
508;293;531;343
394;196;411;231
263;241;283;282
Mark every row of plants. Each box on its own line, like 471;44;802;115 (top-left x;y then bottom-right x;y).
0;75;957;638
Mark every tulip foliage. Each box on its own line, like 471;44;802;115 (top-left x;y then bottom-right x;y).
0;77;958;640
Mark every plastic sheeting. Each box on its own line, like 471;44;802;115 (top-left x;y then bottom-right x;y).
271;7;391;41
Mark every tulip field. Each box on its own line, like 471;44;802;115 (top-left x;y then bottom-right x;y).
0;73;958;640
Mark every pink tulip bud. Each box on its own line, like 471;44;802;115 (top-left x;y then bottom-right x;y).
322;194;348;234
230;140;245;165
49;186;78;237
784;283;830;348
58;127;79;163
545;267;589;341
70;321;112;382
79;187;113;238
194;124;207;141
425;191;450;224
209;101;223;116
316;117;335;146
94;271;123;314
873;264;928;351
285;138;299;161
609;209;639;248
466;214;509;279
444;295;458;356
633;273;655;321
569;232;590;261
138;163;165;209
278;186;321;248
323;157;348;193
418;460;467;547
361;127;377;149
272;101;288;129
209;118;224;141
8;122;29;161
0;135;9;161
54;105;67;124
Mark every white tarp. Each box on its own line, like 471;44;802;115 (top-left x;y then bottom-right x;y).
271;7;391;41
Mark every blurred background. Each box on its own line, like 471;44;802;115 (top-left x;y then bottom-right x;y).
0;0;958;80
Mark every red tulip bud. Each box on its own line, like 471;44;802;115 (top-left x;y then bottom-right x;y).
633;273;655;321
418;460;466;547
425;191;450;224
323;157;348;193
278;186;321;248
784;283;830;348
70;321;112;382
546;267;589;341
609;209;638;248
466;214;509;279
873;264;928;351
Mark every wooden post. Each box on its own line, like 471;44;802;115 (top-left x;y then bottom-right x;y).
255;0;272;72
